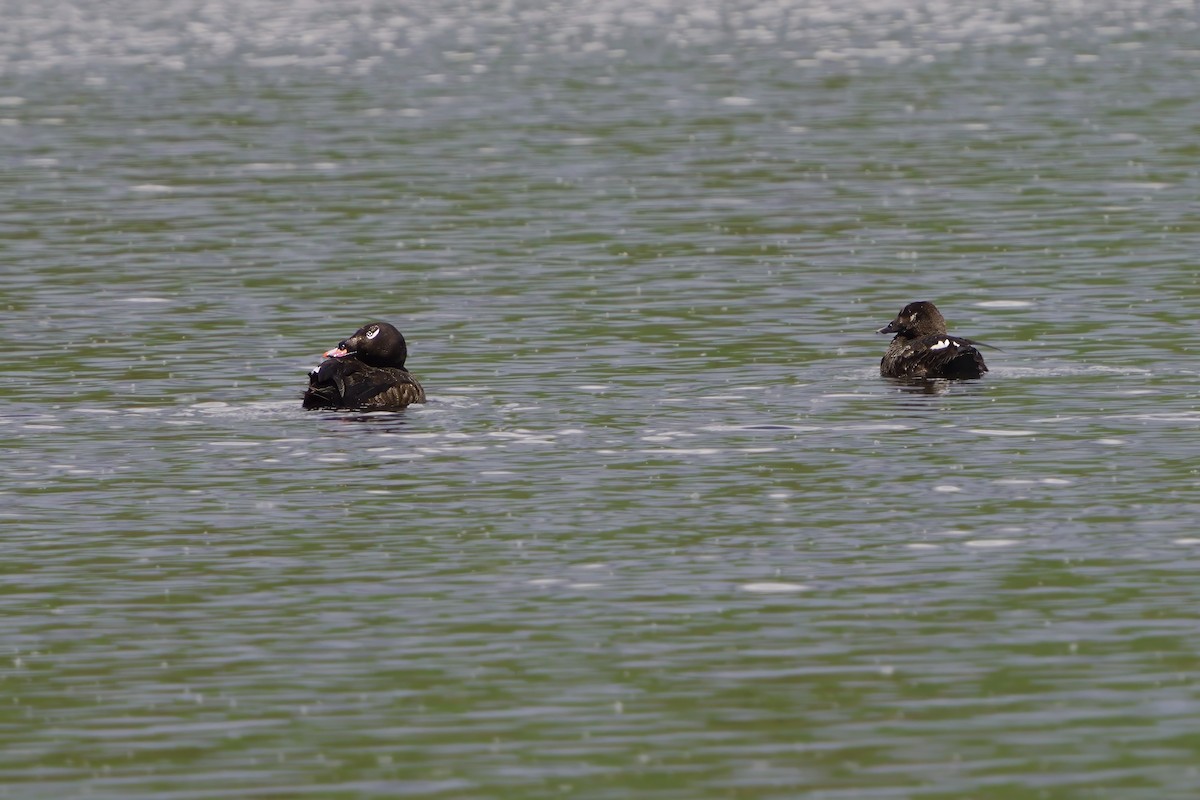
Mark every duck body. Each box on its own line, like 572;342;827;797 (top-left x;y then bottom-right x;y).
303;322;426;410
877;301;988;380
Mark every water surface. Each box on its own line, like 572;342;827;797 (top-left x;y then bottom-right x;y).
3;1;1200;797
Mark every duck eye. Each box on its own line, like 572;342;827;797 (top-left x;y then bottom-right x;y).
365;326;380;340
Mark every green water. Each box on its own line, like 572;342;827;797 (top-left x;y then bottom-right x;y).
3;1;1200;797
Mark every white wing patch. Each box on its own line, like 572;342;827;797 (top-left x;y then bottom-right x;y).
930;339;954;351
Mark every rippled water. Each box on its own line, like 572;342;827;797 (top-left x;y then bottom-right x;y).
4;1;1200;797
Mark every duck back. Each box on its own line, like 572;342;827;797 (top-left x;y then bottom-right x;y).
303;357;425;410
880;334;987;380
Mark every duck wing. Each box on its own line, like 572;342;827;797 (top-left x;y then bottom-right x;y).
882;334;987;380
911;334;988;379
303;358;425;410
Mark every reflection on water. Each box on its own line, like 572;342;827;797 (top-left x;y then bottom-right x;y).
883;376;959;395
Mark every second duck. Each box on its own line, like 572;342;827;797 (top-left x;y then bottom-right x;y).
877;301;988;380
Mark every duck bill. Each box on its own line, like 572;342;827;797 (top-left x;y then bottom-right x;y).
876;321;899;335
323;347;353;358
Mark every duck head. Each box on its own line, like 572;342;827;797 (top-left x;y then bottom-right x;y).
876;301;947;339
323;321;410;369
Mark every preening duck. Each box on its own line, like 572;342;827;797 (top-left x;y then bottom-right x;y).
302;321;426;410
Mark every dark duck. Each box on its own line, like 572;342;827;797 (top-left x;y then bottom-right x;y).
877;301;988;380
303;322;426;410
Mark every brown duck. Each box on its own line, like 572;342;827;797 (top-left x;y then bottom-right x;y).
303;322;426;410
877;301;988;380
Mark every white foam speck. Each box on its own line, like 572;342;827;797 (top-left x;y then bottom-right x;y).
527;578;566;586
720;96;755;106
577;384;610;391
832;423;914;432
1174;538;1200;545
244;160;296;171
906;543;941;550
1119;412;1200;422
488;431;555;444
702;423;821;433
1096;438;1127;445
974;300;1033;309
933;484;961;493
965;539;1019;548
969;428;1037;437
741;582;809;594
123;297;172;303
130;184;175;193
568;582;602;589
1041;478;1072;485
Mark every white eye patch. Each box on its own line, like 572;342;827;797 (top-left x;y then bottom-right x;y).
909;313;918;322
929;339;953;350
366;326;380;340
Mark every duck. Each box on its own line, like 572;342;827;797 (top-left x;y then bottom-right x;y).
302;322;426;410
877;301;988;380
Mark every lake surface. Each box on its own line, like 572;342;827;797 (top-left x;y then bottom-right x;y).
3;0;1199;797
